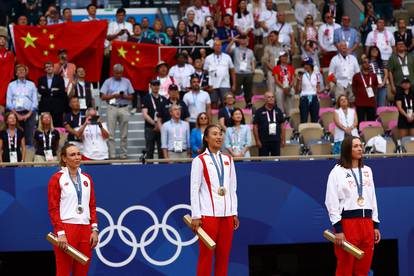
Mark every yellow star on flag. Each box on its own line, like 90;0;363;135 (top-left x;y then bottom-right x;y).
21;32;38;48
43;50;49;56
135;57;140;62
42;29;47;34
117;46;128;59
131;61;136;66
136;50;140;54
132;45;136;49
49;43;55;49
49;34;55;40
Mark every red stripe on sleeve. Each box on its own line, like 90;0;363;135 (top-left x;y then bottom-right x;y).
199;154;215;216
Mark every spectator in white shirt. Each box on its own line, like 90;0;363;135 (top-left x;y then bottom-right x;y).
82;4;99;22
328;41;360;102
161;104;191;159
78;107;110;161
169;53;195;97
234;0;254;38
183;75;212;129
204;40;236;108
270;12;295;55
365;18;396;62
185;0;211;27
247;0;266;39
318;12;341;68
294;0;318;27
107;8;133;46
259;0;277;41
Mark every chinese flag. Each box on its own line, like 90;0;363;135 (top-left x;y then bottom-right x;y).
110;41;177;91
0;51;15;106
13;21;107;83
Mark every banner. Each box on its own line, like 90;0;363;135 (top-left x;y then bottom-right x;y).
1;158;414;275
13;21;107;83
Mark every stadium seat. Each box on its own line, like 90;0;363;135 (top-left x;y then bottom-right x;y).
359;121;384;142
277;1;293;12
281;140;301;156
242;109;253;124
377;106;398;130
285;122;294;141
289;108;301;131
389;119;399;141
298;123;324;145
234;95;246;109
293;95;300;109
319;107;335;132
253;69;265;83
307;139;332;155
401;136;414;153
403;1;414;15
319;93;333;108
211;109;219;124
252;95;265;110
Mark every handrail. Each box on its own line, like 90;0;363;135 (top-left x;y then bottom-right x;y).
1;152;413;167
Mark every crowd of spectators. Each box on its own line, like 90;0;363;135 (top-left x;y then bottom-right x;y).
0;0;414;163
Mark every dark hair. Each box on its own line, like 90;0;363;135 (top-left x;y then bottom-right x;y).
229;108;246;126
269;30;279;36
338;136;364;169
116;8;126;15
63;8;71;14
367;46;384;69
59;143;77;167
236;0;249;19
190;74;201;82
86;3;97;10
200;124;224;153
176;20;187;34
196;112;209;128
44;61;53;67
2;112;22;131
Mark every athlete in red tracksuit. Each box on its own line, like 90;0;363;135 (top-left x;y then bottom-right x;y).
190;124;239;276
325;136;381;276
48;143;98;276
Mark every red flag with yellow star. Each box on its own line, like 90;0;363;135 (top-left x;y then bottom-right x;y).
110;41;177;91
13;21;107;83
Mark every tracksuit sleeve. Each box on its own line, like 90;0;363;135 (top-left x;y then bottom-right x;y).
48;173;65;236
190;157;203;219
230;157;238;216
87;175;98;229
325;168;343;233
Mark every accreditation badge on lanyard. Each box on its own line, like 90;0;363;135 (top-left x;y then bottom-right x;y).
371;63;382;84
77;84;87;110
151;95;159;122
173;122;184;152
360;73;374;98
8;130;18;163
405;96;413;118
267;109;277;135
43;132;54;161
399;55;410;77
239;51;248;72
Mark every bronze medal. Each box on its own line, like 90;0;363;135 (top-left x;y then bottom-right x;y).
218;187;226;196
357;196;365;207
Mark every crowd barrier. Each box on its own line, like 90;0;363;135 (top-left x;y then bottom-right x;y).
1;157;414;275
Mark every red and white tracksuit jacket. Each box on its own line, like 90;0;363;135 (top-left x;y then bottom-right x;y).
48;167;98;236
190;150;238;219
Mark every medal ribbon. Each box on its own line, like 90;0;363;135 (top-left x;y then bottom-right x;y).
350;168;363;199
209;150;224;189
68;170;82;207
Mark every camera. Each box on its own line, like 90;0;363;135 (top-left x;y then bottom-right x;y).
90;115;100;125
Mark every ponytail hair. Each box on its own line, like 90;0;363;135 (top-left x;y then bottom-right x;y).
59;143;77;167
200;124;224;153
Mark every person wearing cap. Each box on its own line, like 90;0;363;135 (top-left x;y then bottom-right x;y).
161;104;191;159
82;4;99;21
273;50;295;116
169;53;195;98
155;61;177;98
107;8;133;45
100;64;134;159
318;12;341;68
204;40;236;108
295;57;320;123
38;61;68;128
388;40;414;95
352;55;378;123
328;41;360;103
395;79;414;138
0;28;14;113
53;49;77;92
183;75;212;129
160;84;190;123
226;34;255;106
142;79;167;159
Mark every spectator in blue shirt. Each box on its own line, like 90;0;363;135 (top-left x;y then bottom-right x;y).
217;14;239;52
6;64;38;146
334;15;360;56
225;108;251;157
190;112;210;157
147;19;171;45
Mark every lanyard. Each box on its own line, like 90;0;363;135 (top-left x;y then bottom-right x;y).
266;109;276;123
404;94;413;109
398;55;408;66
151;94;159;118
77;83;85;98
374;30;388;45
208;149;224;188
341;29;351;42
191;91;198;106
196;72;205;85
7;129;17;152
225;28;235;38
68;171;82;207
359;73;372;88
350;168;363;199
214;54;222;65
277;22;285;33
225;107;232;117
370;62;381;75
43;131;53;150
239;49;247;60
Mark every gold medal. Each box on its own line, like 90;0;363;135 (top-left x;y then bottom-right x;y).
218;187;226;196
357;196;365;207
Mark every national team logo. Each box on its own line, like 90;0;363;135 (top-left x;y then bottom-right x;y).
64;182;69;186
224;161;230;166
83;181;88;187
